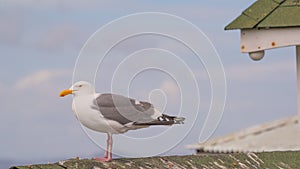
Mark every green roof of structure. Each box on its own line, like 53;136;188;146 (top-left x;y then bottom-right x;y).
225;0;300;30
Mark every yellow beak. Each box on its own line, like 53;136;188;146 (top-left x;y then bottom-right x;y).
59;89;73;97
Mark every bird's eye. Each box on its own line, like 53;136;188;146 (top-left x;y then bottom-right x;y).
78;85;82;87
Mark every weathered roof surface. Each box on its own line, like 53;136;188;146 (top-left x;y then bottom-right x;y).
10;152;300;169
225;0;300;30
187;116;300;153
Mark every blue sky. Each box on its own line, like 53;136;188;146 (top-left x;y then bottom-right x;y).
0;0;297;167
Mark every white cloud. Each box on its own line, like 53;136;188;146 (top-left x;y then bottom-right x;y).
160;80;179;96
159;79;182;107
15;69;71;90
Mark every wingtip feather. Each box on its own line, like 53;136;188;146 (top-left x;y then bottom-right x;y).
174;117;185;124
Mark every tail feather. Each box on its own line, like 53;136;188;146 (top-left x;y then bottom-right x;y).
160;114;185;124
134;114;185;126
173;117;185;124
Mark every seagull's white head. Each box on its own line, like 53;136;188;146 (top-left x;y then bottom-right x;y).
59;81;95;97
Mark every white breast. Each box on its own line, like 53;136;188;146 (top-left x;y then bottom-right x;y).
72;94;128;134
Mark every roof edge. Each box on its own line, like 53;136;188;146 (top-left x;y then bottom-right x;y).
187;115;299;149
225;0;285;30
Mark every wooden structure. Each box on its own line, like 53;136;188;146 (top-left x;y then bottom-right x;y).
189;0;300;153
226;0;300;116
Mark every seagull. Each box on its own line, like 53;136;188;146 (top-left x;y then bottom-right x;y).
59;81;185;162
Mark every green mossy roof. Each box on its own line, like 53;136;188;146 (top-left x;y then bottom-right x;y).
225;0;300;30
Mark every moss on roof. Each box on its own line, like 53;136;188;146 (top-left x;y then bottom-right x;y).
225;0;300;30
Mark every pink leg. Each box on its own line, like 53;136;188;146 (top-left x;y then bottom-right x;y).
103;137;109;158
93;133;113;162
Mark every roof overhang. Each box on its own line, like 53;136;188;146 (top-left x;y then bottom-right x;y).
241;27;300;53
225;0;300;30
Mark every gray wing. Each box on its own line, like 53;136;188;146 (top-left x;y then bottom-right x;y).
91;94;156;125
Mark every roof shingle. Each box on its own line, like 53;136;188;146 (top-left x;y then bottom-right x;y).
225;0;300;30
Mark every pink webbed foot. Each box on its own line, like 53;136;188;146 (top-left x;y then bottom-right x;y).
93;133;113;162
93;157;112;162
